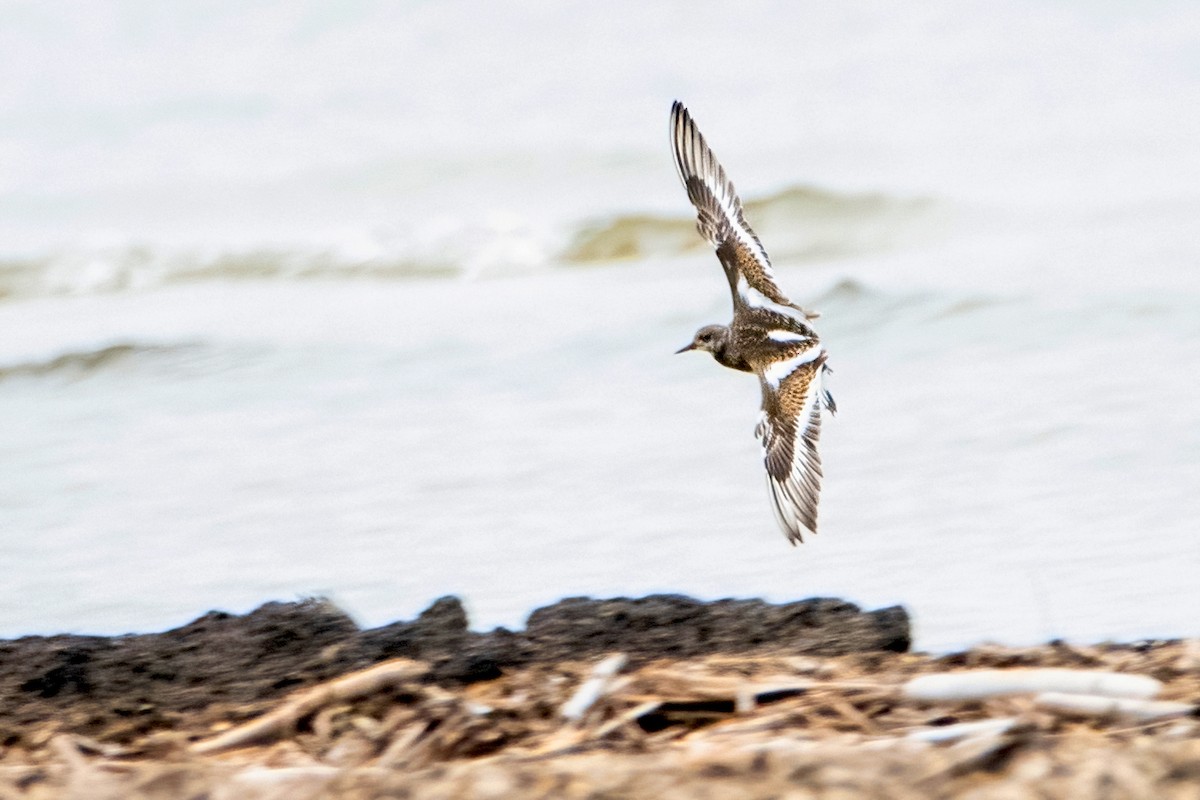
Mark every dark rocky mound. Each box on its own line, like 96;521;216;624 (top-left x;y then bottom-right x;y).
522;595;910;663
0;595;908;741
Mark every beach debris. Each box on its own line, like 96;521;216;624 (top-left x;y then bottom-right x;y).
903;668;1161;702
921;726;1027;783
1034;692;1196;723
217;765;343;800
559;653;628;723
191;658;428;754
4;640;1198;799
593;701;663;740
1176;639;1200;673
905;717;1021;744
374;719;436;769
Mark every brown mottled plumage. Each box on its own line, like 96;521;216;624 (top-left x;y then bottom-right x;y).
670;101;835;544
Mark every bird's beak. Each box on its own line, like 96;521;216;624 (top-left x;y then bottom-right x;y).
675;342;697;354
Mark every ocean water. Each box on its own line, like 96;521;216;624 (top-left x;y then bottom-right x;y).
2;1;1199;651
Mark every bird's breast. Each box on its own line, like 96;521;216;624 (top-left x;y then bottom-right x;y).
713;348;754;372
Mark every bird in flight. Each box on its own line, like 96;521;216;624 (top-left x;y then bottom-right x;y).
670;101;835;544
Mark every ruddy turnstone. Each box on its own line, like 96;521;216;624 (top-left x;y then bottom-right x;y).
670;101;835;544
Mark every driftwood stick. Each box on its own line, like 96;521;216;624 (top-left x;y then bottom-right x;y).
191;659;429;755
374;720;435;769
1034;692;1196;722
559;654;627;723
592;701;663;740
906;717;1020;744
904;669;1161;703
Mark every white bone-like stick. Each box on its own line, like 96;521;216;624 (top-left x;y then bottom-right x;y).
906;717;1020;743
560;653;628;723
904;669;1160;702
1035;692;1195;722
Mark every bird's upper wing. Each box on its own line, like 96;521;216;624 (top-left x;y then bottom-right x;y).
755;351;831;544
670;101;814;319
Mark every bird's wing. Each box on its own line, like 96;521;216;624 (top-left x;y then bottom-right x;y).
755;351;831;544
670;101;815;319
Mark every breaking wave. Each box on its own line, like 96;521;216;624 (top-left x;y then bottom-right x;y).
0;249;466;303
563;184;947;263
0;185;946;303
0;342;197;381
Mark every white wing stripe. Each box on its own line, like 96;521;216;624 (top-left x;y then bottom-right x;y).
710;185;771;269
736;277;813;323
762;347;823;389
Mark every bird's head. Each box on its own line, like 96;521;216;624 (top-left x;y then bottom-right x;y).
675;324;729;357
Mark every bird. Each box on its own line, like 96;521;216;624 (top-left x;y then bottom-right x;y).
669;101;835;545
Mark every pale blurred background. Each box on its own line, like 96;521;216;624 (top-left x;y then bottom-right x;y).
2;1;1199;650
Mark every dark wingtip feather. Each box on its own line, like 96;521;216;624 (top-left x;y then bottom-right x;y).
669;101;697;188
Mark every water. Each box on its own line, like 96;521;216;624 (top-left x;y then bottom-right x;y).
3;1;1199;651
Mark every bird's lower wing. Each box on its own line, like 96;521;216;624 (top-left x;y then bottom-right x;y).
756;356;829;544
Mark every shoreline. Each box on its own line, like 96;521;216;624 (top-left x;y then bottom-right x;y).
1;595;1197;798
